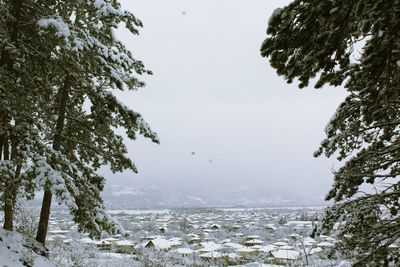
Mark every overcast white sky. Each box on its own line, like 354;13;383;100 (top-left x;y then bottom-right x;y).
102;0;348;201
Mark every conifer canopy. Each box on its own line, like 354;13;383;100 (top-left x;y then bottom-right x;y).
261;1;400;266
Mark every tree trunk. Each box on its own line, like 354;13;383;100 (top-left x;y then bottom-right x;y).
2;135;12;231
0;113;6;227
3;161;22;231
3;202;13;231
36;75;72;245
2;181;18;231
1;0;23;231
0;134;4;160
3;137;14;231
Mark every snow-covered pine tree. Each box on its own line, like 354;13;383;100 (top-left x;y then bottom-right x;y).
32;0;159;244
261;1;400;266
0;0;26;231
1;0;158;244
0;0;58;231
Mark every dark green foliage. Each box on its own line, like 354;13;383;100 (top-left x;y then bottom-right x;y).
261;1;400;266
32;0;159;239
1;0;159;240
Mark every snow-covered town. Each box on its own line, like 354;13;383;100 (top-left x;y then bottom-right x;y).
41;207;352;266
2;0;400;266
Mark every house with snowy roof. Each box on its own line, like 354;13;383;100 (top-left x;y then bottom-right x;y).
258;244;277;254
231;224;241;232
200;251;224;260
78;237;95;245
169;237;183;248
265;224;277;232
223;242;245;251
115;240;135;254
245;235;260;241
236;247;258;257
272;241;288;247
145;238;174;251
141;235;157;241
187;233;202;244
303;237;317;247
234;233;245;237
244;239;264;246
210;223;221;230
171;248;195;258
198;241;224;252
95;240;112;250
158;226;167;233
271;249;300;265
103;237;119;245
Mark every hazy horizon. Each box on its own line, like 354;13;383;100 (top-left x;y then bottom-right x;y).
100;0;348;203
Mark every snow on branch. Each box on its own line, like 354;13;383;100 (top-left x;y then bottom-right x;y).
37;18;84;52
92;0;123;17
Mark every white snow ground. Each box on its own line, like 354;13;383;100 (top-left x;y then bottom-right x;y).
0;229;55;267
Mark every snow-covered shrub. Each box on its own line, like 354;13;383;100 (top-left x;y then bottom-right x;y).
14;200;39;238
49;240;98;267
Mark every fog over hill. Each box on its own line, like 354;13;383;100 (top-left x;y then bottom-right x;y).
102;185;326;209
99;0;347;204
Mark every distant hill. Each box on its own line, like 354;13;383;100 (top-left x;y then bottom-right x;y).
102;185;326;209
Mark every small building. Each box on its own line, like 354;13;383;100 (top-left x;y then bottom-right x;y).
234;233;245;238
188;234;202;244
210;224;221;230
169;237;182;248
158;226;167;233
223;242;245;250
95;240;112;250
172;248;194;257
145;238;174;251
272;241;288;247
271;249;300;265
244;239;264;246
198;242;223;253
265;224;277;232
231;225;241;232
245;235;260;241
258;244;277;253
103;237;119;244
141;235;157;241
303;237;317;247
79;237;95;245
115;240;135;254
200;251;224;260
236;247;258;257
